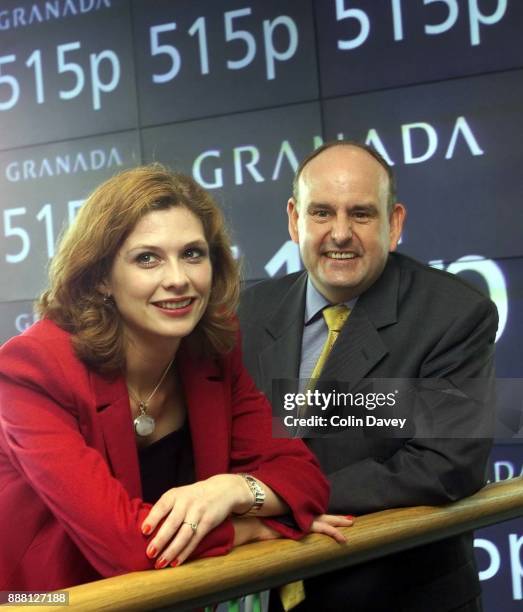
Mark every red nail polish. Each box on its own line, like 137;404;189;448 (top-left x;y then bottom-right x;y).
146;545;157;559
155;557;168;569
142;524;152;535
345;515;356;520
170;560;179;568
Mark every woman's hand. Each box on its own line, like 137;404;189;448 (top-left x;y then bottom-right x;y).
308;514;354;543
141;474;252;568
232;514;353;548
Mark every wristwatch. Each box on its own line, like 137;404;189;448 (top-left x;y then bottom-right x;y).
238;473;265;515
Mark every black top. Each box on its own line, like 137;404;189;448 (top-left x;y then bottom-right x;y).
138;420;196;504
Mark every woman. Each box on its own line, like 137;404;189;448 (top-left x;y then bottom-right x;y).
0;165;349;591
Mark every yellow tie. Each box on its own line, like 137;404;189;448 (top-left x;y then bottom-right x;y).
279;307;350;611
279;580;306;611
310;305;351;381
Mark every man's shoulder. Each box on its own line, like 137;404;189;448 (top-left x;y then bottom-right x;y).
388;253;498;333
239;272;305;326
393;253;492;305
241;272;303;305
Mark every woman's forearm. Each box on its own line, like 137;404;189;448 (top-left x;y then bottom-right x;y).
208;473;290;517
231;516;282;546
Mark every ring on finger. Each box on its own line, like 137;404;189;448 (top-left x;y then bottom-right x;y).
182;521;198;535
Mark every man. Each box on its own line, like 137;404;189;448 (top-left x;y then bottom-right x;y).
238;141;498;611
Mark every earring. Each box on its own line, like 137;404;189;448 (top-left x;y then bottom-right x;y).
103;293;114;305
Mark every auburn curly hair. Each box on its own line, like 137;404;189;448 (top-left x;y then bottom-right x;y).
37;164;239;372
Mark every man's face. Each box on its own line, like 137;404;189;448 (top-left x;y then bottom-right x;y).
288;145;406;303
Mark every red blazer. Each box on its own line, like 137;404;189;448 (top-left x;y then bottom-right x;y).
0;319;328;591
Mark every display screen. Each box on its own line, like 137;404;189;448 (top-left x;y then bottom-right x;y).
0;2;521;605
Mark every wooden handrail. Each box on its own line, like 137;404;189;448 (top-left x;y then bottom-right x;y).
5;477;522;611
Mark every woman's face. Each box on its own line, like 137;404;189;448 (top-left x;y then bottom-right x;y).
104;206;212;353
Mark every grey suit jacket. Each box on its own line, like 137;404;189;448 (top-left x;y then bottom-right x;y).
239;252;498;611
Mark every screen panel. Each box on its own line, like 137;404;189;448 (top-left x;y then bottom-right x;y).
0;299;36;345
0;3;520;607
0;0;138;150
315;0;523;98
477;444;523;611
449;256;521;378
0;130;140;300
323;69;523;262
132;0;318;126
142;102;322;280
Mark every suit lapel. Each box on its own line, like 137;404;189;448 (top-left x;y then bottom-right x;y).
258;273;307;398
90;371;142;498
320;308;388;389
319;256;401;391
178;346;230;480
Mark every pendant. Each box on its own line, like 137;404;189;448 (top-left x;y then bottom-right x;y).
134;413;155;437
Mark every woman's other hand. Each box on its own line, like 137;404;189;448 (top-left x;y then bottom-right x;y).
309;514;354;543
232;514;354;548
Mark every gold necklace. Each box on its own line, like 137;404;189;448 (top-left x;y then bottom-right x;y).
128;356;175;437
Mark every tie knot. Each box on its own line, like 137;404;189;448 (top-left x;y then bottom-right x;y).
322;304;350;332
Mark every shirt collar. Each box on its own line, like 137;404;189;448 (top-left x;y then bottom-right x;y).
304;276;358;325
